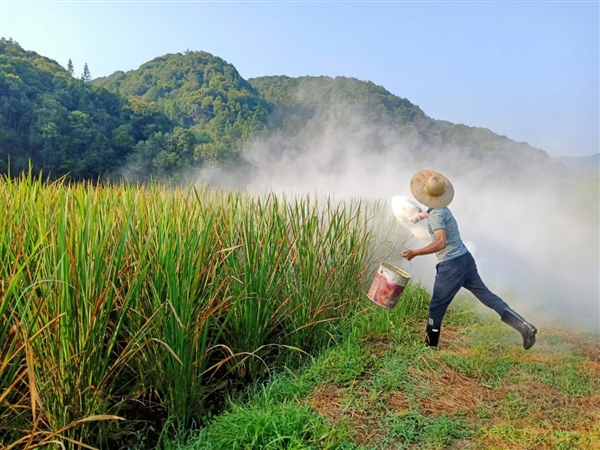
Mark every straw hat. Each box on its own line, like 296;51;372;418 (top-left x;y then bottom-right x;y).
410;170;454;208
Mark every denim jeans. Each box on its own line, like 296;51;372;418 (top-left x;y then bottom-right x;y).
429;252;508;329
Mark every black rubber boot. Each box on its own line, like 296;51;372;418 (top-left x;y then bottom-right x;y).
425;324;441;349
501;307;537;350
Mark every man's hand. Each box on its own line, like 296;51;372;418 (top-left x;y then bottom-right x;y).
402;230;447;261
401;249;419;261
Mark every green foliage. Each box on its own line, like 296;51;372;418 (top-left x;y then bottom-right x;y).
81;62;91;83
520;358;597;397
383;412;471;449
1;39;570;183
179;404;338;450
0;38;128;178
0;40;205;180
249;75;428;131
95;50;271;169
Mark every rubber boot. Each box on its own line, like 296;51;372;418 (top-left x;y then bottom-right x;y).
501;307;537;350
425;324;440;349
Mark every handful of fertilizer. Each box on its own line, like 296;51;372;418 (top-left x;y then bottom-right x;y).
391;195;425;225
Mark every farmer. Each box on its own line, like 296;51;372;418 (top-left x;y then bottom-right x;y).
401;170;537;350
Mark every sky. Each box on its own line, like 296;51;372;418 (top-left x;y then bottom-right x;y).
1;0;598;158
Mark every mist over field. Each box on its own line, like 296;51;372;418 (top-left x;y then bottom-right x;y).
194;90;600;333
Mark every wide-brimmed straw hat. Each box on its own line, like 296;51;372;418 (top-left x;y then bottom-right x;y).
410;170;454;208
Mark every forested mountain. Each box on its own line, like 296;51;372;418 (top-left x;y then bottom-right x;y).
250;75;428;132
0;39;270;180
248;75;561;184
1;38;567;182
94;51;270;171
0;38;184;179
1;38;123;178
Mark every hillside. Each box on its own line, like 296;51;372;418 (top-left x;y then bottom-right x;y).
555;153;599;173
1;39;568;182
0;38;188;179
94;51;270;169
249;75;566;185
0;38;125;178
1;39;270;180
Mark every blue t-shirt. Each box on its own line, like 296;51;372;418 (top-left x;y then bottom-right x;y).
427;207;468;262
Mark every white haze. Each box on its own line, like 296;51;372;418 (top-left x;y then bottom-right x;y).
193;88;600;335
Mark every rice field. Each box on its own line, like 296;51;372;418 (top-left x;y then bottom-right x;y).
0;173;416;449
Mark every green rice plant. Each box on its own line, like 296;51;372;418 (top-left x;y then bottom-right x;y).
1;170;427;447
0;175;143;447
281;197;370;355
130;185;235;432
217;193;291;380
0;240;49;445
0;172;62;443
22;189;147;444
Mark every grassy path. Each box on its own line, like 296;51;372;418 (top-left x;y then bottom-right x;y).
175;298;600;450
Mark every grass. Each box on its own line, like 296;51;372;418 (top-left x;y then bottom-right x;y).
173;296;600;450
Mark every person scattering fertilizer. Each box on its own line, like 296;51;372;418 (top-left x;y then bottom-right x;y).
401;170;537;350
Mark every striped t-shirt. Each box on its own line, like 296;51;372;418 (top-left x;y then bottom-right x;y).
427;207;468;262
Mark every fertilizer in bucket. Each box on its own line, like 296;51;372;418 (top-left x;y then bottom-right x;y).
367;263;411;309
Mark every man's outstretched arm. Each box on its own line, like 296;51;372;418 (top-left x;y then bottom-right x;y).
401;229;447;261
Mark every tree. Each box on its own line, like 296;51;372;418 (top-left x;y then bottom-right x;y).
81;63;91;83
67;59;74;76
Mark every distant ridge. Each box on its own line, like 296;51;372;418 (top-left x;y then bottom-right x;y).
554;153;599;173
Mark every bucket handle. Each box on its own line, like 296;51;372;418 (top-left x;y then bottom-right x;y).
395;258;412;274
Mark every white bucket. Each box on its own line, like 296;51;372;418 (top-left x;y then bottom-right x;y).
367;262;411;309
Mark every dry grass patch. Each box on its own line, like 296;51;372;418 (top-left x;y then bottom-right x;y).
477;422;600;450
513;351;567;365
307;382;349;426
307;382;387;445
575;341;600;362
386;392;410;412
579;394;600;422
409;357;496;418
446;438;476;449
361;333;396;360
439;326;470;352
